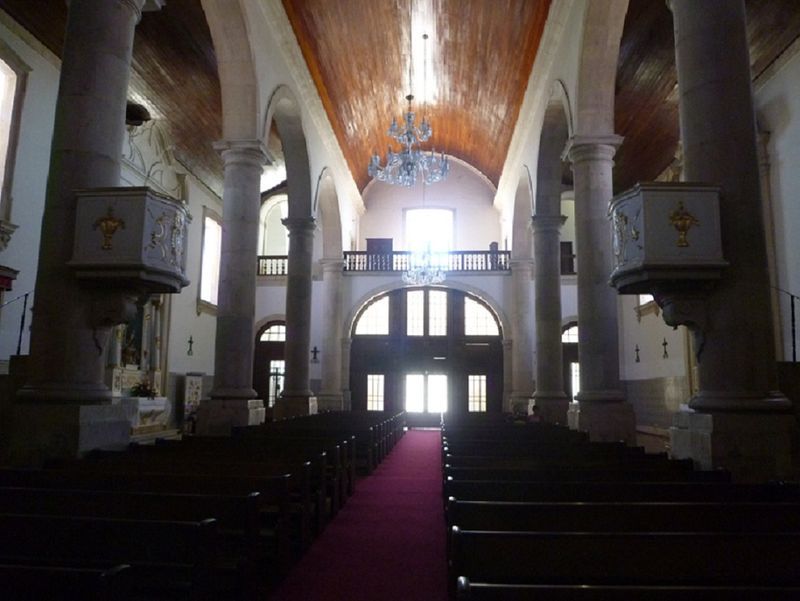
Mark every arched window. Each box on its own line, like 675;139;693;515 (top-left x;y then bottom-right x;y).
354;296;389;335
561;324;579;343
464;296;499;336
260;323;286;341
0;45;29;247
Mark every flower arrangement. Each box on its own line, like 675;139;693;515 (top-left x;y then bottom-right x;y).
130;380;158;398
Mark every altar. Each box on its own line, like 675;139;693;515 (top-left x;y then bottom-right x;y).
117;396;173;432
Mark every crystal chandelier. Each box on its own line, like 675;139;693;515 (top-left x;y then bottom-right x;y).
368;34;449;187
402;243;446;286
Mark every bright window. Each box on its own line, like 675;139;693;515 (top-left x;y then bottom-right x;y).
199;212;222;306
562;325;579;343
367;374;385;411
468;375;487;412
405;374;425;413
570;362;580;401
428;290;447;336
464;297;499;336
0;59;17;208
405;208;453;258
404;373;448;413
407;289;424;336
355;296;389;335
260;323;286;342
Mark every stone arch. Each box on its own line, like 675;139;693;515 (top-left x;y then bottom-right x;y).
511;169;534;260
200;0;260;140
536;98;570;216
316;167;343;260
264;85;312;218
575;0;629;136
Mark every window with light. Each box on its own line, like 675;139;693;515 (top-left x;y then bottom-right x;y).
562;325;579;343
260;323;286;342
199;212;222;306
405;208;453;261
464;297;499;336
406;289;424;336
367;374;385;411
355;296;390;335
468;375;487;412
428;290;447;336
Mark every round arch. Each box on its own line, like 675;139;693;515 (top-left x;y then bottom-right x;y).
316;167;343;260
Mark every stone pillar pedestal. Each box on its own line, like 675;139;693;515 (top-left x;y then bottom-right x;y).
9;403;131;465
533;396;570;426
273;395;318;420
194;398;265;436
670;406;796;482
573;399;636;444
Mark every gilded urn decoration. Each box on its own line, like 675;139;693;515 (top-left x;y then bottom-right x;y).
93;206;125;250
669;200;699;247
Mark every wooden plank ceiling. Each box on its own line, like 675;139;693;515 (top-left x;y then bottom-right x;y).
1;0;799;200
614;0;800;193
282;0;552;192
0;0;223;194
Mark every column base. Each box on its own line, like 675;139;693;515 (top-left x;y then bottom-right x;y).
273;395;318;420
316;393;344;413
509;395;534;417
571;398;637;444
669;406;797;482
532;393;570;425
7;402;130;465
194;398;265;436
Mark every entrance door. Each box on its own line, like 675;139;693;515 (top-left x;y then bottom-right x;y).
404;373;448;413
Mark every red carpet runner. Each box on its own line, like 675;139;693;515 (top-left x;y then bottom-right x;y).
269;429;447;601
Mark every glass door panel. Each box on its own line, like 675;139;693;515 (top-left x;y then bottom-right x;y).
405;374;425;412
427;374;448;413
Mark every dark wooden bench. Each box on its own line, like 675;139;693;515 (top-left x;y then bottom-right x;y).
446;497;800;533
0;513;217;600
450;528;800;589
0;562;131;601
0;486;289;585
456;578;800;600
444;478;800;502
443;464;728;484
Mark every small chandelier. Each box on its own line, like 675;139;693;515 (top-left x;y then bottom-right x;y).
402;243;446;286
368;34;449;187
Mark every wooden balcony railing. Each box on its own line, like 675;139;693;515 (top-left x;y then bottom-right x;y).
343;250;511;272
257;255;288;276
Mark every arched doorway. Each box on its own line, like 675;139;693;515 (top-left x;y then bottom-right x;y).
349;287;504;423
253;321;286;408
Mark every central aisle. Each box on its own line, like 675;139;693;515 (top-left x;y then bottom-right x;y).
269;429;447;601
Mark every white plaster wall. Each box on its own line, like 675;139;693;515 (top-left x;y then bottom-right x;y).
359;161;500;251
0;18;59;363
755;48;800;361
618;295;688;381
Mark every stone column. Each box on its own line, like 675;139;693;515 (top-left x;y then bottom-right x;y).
340;337;352;411
502;339;513;413
274;216;317;419
532;214;569;424
567;136;635;443
317;259;345;411
196;140;268;435
668;0;794;481
509;259;535;415
12;0;162;461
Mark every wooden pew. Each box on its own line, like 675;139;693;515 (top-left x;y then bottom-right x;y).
450;528;800;589
444;478;800;502
443;464;728;484
0;563;131;601
0;486;289;584
456;578;800;600
446;497;800;533
0;513;217;600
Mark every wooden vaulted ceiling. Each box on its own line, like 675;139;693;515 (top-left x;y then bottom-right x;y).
614;0;800;193
1;1;799;200
282;0;552;192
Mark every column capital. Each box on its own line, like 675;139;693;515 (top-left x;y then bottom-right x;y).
114;0;162;22
213;139;272;168
532;214;567;232
565;134;623;164
282;216;316;232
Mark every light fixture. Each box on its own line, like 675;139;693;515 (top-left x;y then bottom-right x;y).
368;34;449;187
402;182;446;286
